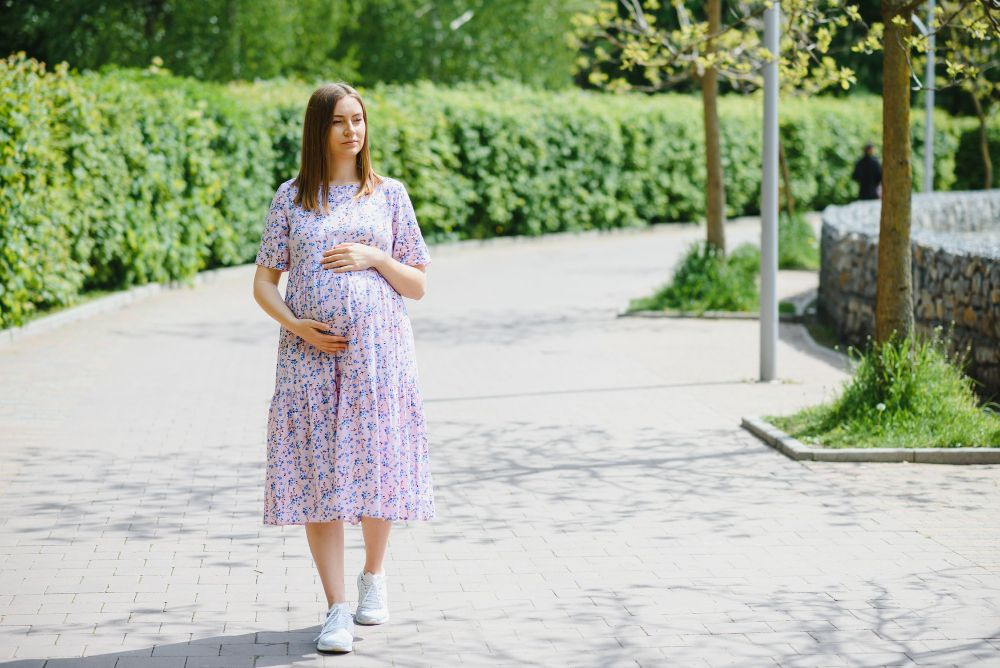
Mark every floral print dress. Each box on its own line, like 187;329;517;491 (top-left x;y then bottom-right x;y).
255;176;434;525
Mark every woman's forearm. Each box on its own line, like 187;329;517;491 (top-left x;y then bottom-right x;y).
375;253;427;300
253;278;301;330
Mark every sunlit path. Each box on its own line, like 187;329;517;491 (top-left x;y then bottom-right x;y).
2;219;998;667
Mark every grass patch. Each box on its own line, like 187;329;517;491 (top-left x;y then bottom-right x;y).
627;240;760;314
778;211;819;270
765;326;1000;448
627;213;817;315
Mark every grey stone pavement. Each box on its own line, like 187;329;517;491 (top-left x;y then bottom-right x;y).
1;217;999;668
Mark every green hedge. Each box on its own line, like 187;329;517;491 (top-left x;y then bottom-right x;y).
0;54;275;326
953;118;1000;190
225;79;971;237
0;52;986;328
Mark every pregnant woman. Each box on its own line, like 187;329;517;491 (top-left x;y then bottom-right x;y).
251;82;434;654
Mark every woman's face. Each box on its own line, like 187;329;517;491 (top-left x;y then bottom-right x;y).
328;95;365;161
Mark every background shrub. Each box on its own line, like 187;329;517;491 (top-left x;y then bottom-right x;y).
0;53;982;328
768;327;1000;448
627;241;761;314
953;119;1000;190
778;211;820;270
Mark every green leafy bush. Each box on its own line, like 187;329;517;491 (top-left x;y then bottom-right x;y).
0;53;976;328
0;54;274;326
778;211;819;270
952;117;1000;190
0;56;85;325
628;241;760;314
768;327;1000;448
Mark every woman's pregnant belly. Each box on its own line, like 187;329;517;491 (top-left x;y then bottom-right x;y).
291;265;397;341
295;266;359;338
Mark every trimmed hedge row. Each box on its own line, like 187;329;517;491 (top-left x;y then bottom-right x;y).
0;53;992;328
0;55;274;326
953;121;1000;191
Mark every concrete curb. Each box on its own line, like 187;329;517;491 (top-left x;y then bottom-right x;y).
741;415;1000;464
0;264;252;349
618;288;816;322
620;309;803;322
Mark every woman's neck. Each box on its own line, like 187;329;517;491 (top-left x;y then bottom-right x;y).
329;158;360;185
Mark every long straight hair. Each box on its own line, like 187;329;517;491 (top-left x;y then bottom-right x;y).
293;82;383;213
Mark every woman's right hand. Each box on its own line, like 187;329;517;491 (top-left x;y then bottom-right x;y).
290;318;349;354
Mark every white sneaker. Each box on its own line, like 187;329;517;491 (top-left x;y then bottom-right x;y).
314;602;353;652
355;570;389;625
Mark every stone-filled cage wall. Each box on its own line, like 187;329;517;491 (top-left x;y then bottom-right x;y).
818;190;1000;400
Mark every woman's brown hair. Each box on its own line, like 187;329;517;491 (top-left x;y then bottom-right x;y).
293;82;383;213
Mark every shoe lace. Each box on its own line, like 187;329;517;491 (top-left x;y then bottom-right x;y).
314;604;352;642
360;574;385;609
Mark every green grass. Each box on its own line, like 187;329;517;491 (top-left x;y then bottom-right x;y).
626;211;817;315
627;240;760;314
778;211;819;270
765;327;1000;448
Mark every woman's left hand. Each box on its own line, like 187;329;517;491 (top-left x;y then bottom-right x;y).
321;243;388;272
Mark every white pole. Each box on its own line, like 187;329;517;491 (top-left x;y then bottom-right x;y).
924;0;935;192
760;2;780;382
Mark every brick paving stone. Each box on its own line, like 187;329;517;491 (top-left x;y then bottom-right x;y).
19;658;119;668
184;659;253;668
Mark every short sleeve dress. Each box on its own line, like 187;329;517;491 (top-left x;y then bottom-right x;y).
255;175;435;526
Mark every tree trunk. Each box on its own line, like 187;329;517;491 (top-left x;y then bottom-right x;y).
228;0;241;80
778;136;795;217
701;0;726;254
875;0;915;345
970;92;994;189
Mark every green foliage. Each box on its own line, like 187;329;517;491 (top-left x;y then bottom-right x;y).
768;327;1000;447
0;54;274;326
73;67;276;285
780;96;880;208
912;109;966;192
0;0;586;89
0;56;80;325
628;241;760;314
632;211;818;314
348;0;592;89
778;212;819;270
0;54;981;329
953;116;1000;190
232;80;908;238
0;0;361;83
571;1;865;95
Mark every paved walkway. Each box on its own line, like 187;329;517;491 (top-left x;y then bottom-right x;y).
1;218;998;668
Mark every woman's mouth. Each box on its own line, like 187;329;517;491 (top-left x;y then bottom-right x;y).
343;140;358;145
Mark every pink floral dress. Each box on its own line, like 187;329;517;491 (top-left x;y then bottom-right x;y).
255;176;434;525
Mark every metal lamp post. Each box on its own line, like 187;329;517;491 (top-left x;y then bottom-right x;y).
760;2;780;382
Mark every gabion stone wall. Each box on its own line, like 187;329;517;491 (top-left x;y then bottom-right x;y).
818;190;1000;399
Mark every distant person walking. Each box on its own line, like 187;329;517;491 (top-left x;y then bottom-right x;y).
851;142;882;201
